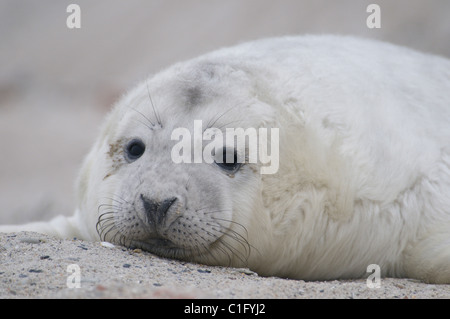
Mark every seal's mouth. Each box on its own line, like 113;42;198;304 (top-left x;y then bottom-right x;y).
127;237;205;260
132;237;178;251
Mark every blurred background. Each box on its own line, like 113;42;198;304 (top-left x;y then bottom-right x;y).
1;0;449;224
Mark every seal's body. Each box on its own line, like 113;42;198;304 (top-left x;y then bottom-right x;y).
2;36;450;283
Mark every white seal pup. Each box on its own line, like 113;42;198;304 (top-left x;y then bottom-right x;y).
1;35;450;283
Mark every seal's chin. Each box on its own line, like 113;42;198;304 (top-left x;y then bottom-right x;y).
127;237;206;260
134;237;178;250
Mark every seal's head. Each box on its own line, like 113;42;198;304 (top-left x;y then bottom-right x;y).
77;59;278;266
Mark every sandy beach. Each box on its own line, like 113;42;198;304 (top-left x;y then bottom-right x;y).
1;232;449;299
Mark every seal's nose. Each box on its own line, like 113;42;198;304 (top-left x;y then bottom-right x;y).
140;195;177;225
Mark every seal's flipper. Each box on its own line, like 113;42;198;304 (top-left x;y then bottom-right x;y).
0;212;92;240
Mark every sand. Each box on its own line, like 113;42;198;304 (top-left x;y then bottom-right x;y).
1;232;449;299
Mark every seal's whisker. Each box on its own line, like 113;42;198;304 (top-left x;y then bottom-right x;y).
98;218;115;234
133;117;155;131
200;238;231;266
98;197;127;211
98;217;115;227
179;228;225;265
210;216;249;238
211;216;261;259
97;210;116;219
205;99;249;131
96;209;116;241
111;195;132;205
97;218;116;235
214;229;250;266
214;243;233;267
205;104;241;131
98;204;122;212
213;237;242;266
126;105;155;128
146;80;162;128
182;231;205;260
111;226;124;245
216;227;251;259
97;218;115;228
190;207;253;263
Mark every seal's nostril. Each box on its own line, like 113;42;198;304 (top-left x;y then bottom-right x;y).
158;197;177;217
141;195;177;225
140;194;158;220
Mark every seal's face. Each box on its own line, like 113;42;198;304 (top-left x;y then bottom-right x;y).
87;62;275;266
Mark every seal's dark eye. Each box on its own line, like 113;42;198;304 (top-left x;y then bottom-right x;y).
214;148;242;173
126;139;145;161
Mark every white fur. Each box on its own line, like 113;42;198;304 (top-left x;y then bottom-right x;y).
2;35;450;283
